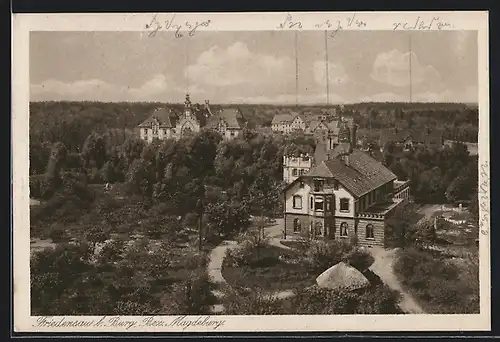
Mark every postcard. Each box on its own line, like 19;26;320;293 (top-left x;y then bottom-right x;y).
12;11;490;332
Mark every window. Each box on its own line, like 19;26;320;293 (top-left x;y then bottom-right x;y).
293;218;301;232
164;129;168;135
314;196;324;211
152;125;159;135
333;180;339;190
299;181;305;188
144;128;149;135
293;195;302;209
340;198;350;212
313;179;324;192
310;197;313;209
292;168;298;176
340;222;348;237
230;131;235;137
366;224;375;239
315;222;323;236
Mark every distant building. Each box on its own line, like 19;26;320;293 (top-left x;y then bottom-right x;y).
138;94;243;142
283;153;313;184
271;113;295;134
379;129;444;152
282;120;410;247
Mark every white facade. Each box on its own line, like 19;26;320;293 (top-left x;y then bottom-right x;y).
283;154;313;184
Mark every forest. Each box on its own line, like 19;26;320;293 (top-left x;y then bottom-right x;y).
29;100;478;168
28;100;479;315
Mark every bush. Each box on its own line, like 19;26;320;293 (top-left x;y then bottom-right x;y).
49;227;68;243
183;212;199;228
170;272;216;315
394;247;479;313
30;177;42;199
343;248;374;272
304;240;353;272
183;252;207;270
225;240;255;267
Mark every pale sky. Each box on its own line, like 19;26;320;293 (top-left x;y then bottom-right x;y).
30;30;478;104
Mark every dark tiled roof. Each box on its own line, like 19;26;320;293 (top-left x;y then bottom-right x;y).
379;129;444;146
138;108;176;128
271;113;294;124
301;150;397;198
207;109;243;129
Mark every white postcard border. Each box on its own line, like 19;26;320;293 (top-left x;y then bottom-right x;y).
12;11;491;332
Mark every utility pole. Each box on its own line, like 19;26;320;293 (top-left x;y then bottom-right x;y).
295;30;299;107
409;34;412;103
325;30;330;106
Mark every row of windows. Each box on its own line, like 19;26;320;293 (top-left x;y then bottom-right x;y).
143;128;173;135
143;128;237;137
292;219;375;239
291;168;308;177
292;195;350;212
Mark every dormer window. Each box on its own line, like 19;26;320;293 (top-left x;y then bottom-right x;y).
333;180;339;190
313;179;324;192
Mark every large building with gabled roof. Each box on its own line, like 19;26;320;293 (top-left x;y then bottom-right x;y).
138;94;244;142
282;120;410;247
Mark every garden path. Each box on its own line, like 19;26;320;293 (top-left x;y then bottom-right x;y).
264;218;299;250
206;236;298;314
369;247;425;314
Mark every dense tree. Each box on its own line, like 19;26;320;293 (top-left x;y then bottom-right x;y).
81;132;107;169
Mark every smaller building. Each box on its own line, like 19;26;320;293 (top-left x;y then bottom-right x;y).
379;129;444;152
283;153;313;184
138;94;243;142
206;108;244;139
271;113;295;134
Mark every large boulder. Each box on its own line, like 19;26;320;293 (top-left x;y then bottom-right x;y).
316;261;370;291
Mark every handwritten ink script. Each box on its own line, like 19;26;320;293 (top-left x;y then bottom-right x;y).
277;13;367;38
479;161;490;236
145;13;211;38
392;16;453;31
34;315;226;331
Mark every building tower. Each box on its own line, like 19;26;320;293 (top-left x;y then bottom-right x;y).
184;93;192;119
283;153;313;184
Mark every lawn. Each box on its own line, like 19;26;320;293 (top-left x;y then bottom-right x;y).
222;245;317;292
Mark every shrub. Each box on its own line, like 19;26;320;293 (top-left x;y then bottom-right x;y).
414;219;437;244
304;240;353;272
225;240;255;267
170;272;216;315
394;247;479;314
183;252;207;270
343;248;374;272
49;227;68;243
183;212;199;228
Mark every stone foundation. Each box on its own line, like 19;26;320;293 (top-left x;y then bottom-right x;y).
284;213;385;247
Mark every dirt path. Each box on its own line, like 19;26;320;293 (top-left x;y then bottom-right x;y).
369;247;424;314
207;240;238;284
206;238;297;313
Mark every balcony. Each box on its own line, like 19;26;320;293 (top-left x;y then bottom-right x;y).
393;180;410;194
357;199;404;220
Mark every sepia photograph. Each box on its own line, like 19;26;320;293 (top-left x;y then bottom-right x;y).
13;11;490;332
